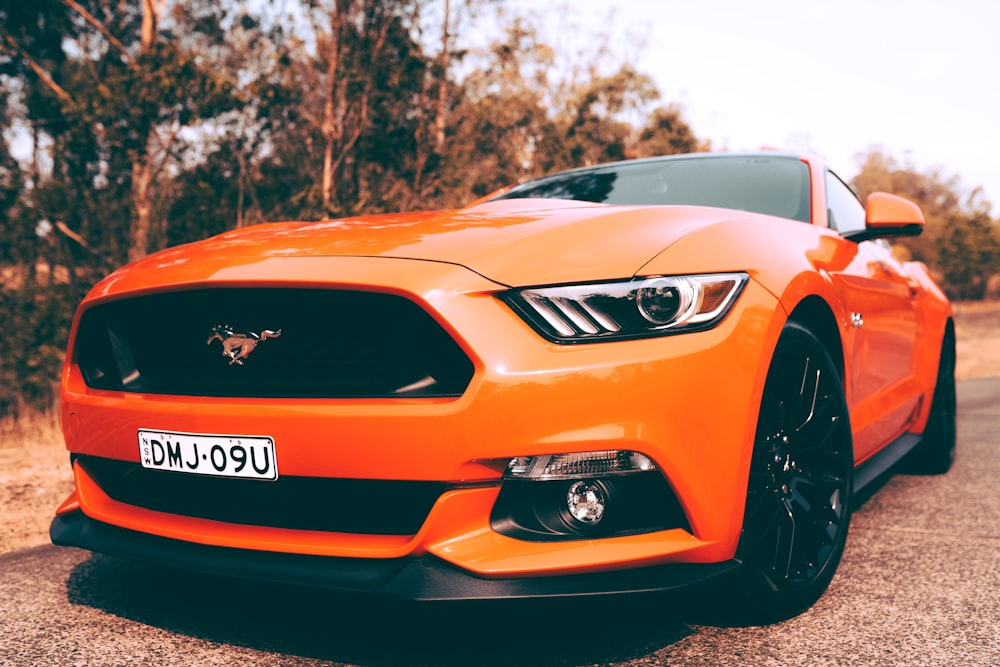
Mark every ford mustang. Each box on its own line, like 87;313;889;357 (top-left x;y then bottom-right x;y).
51;152;955;621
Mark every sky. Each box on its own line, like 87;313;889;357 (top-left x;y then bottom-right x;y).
518;0;998;205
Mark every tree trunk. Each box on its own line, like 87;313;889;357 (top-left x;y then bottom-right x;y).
27;122;41;282
128;0;158;262
320;3;344;213
434;0;450;152
129;148;154;262
140;0;157;49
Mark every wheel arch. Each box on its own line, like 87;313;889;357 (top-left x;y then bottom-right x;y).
940;317;956;371
785;295;844;381
910;314;956;433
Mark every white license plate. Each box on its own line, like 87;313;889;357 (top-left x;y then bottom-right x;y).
138;430;277;480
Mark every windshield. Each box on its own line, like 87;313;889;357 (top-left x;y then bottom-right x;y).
494;155;811;223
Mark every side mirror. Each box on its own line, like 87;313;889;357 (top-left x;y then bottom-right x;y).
843;192;925;242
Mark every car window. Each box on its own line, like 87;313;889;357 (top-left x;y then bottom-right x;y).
825;171;866;235
495;155;812;223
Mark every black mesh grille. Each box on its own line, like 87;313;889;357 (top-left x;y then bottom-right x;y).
75;288;474;398
79;456;446;535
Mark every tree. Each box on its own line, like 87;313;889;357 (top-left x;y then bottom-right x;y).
851;147;962;266
851;147;999;300
632;106;701;158
0;90;24;264
309;0;416;214
558;65;659;166
433;18;560;202
934;196;999;300
1;0;236;265
0;0;76;274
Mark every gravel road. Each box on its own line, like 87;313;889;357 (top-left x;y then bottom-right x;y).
1;379;998;667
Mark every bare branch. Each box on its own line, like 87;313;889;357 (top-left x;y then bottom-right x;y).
0;24;74;105
148;121;182;182
59;0;135;66
55;221;97;254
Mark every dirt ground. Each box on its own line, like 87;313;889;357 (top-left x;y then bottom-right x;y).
1;303;997;555
0;411;73;554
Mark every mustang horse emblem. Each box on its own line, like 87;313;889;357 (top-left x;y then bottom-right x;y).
207;325;282;365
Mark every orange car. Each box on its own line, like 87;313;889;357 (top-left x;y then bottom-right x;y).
52;152;955;621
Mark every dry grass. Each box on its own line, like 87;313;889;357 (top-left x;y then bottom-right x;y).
1;302;997;554
0;407;73;554
953;301;1000;381
0;262;73;290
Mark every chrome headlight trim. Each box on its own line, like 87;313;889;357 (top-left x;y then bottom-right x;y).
500;272;749;343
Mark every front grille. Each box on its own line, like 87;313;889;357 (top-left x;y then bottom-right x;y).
75;288;474;398
79;456;446;535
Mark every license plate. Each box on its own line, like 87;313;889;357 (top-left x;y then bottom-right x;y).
138;429;277;480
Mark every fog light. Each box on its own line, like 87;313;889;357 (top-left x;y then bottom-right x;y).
567;480;606;525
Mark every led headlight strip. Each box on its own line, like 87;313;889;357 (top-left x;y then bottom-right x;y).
501;272;748;343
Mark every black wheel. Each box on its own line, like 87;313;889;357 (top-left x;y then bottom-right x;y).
734;322;854;622
904;330;957;474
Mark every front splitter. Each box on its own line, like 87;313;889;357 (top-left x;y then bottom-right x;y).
51;510;740;601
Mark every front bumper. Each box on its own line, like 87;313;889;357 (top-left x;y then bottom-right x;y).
58;255;785;583
51;510;740;600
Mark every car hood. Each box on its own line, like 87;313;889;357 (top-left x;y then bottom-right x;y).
139;199;750;287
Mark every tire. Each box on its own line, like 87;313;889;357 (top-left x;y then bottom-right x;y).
904;330;957;474
733;322;854;623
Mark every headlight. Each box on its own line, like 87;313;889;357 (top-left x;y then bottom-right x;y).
500;272;748;343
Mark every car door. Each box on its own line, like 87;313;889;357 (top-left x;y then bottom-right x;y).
824;171;924;461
